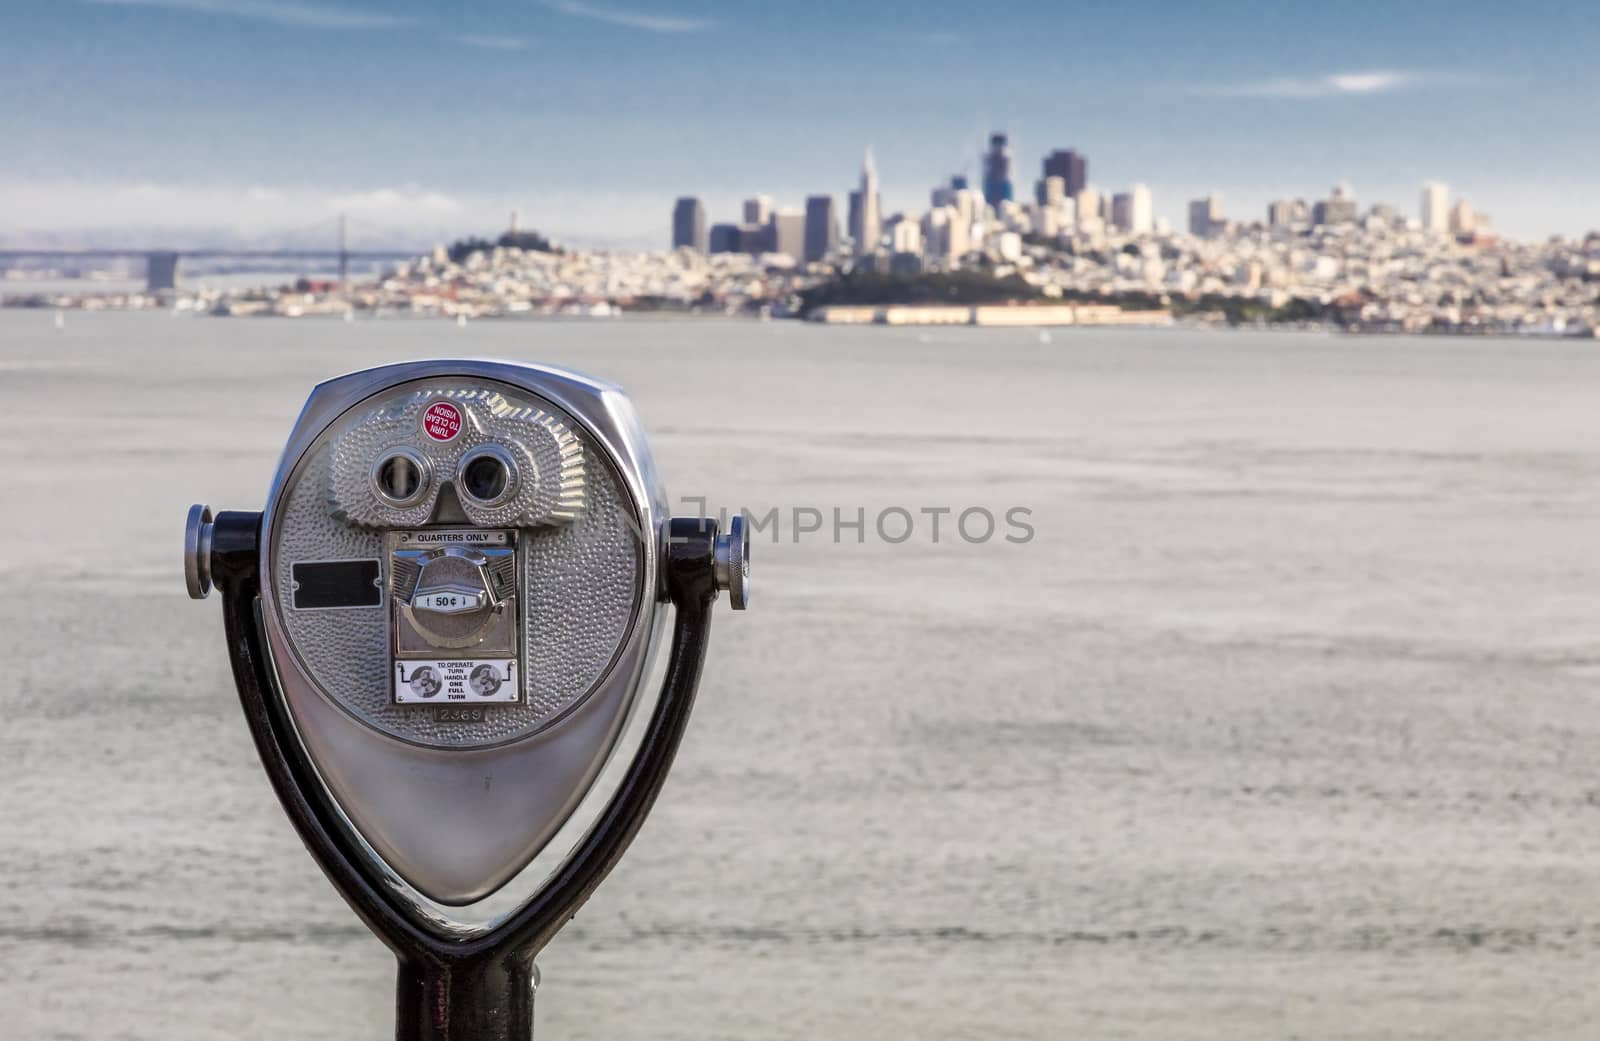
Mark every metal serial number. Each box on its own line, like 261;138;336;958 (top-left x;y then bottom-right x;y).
433;706;490;723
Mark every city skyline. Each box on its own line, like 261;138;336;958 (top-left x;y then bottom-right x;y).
3;0;1600;245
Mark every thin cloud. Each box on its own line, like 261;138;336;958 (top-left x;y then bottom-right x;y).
327;185;464;215
537;0;713;34
1191;69;1455;99
83;0;412;30
455;34;530;50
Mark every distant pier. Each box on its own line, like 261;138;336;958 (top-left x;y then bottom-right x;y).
810;302;1172;327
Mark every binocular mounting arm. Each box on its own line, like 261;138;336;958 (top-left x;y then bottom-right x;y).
192;508;730;1041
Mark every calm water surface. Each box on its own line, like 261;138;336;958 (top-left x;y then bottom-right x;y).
2;312;1599;1040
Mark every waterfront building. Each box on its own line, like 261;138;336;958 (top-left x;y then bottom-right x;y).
889;252;923;275
672;196;707;252
1421;182;1450;234
1042;148;1088;198
803;195;838;262
982;132;1013;208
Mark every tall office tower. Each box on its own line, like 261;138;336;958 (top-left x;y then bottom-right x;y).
887;214;923;256
672;196;707;252
737;223;770;254
953;187;983;229
1110;189;1151;234
743;195;773;226
1075;185;1100;227
921;206;953;263
848;190;863;244
1267;198;1298;227
803;194;839;262
1042;149;1088;198
708;223;741;254
770;209;806;260
856;149;882;256
1136;184;1155;234
982;132;1013;208
1189;194;1224;237
1421;181;1450;233
1313;184;1357;227
1449;197;1476;236
1042;175;1067;208
1111;192;1133;231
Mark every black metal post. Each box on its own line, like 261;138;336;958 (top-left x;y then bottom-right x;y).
395;952;538;1041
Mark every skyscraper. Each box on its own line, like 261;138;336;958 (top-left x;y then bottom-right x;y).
856;149;881;256
1421;182;1450;234
1042;149;1087;198
1113;184;1153;234
1075;187;1100;225
708;223;741;254
887;214;922;256
770;209;805;260
1189;195;1224;238
672;196;706;253
743;195;773;226
1313;184;1357;227
982;133;1013;209
803;194;838;262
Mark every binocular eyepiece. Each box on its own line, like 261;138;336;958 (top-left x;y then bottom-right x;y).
184;360;748;1041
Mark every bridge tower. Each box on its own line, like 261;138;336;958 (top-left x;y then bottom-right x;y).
338;213;348;292
147;251;179;292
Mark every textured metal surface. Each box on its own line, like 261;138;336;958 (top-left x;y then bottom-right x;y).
270;378;642;748
256;361;670;905
331;387;586;531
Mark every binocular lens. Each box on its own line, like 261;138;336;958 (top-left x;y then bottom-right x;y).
458;447;515;505
371;449;431;507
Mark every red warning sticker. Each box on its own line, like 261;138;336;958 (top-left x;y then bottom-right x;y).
421;401;463;442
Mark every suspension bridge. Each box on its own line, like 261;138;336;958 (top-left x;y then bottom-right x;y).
0;214;425;291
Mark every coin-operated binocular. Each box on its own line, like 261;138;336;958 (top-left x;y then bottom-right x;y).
184;360;748;1041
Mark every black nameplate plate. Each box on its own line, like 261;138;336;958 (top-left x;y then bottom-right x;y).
292;560;383;609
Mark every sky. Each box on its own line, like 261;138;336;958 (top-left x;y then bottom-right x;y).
2;0;1598;249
